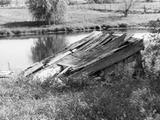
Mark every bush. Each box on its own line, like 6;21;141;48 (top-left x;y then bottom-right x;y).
142;34;160;73
148;19;160;27
26;0;67;24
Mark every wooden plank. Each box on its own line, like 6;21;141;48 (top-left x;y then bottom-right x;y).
71;34;116;58
67;31;102;50
69;40;144;78
23;62;44;77
101;34;126;52
71;34;126;65
57;67;71;77
77;32;104;51
57;54;85;66
23;50;71;77
84;33;114;51
47;51;72;66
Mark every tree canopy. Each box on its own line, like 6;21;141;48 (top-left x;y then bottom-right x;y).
26;0;67;24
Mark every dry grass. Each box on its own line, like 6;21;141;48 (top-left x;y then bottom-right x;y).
0;77;69;120
0;71;160;120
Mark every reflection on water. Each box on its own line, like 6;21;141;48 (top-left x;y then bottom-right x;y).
31;35;66;62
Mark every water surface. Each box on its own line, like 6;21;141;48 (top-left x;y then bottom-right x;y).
0;33;90;72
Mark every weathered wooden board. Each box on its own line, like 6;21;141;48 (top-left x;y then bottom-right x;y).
23;51;72;77
23;62;44;77
23;31;101;76
84;33;114;51
57;54;84;67
69;34;126;67
69;40;144;78
71;34;116;58
48;33;126;71
77;32;109;51
66;31;102;50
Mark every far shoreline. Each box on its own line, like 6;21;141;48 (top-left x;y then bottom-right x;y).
0;23;154;39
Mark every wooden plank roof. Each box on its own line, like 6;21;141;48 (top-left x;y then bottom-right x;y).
22;31;144;78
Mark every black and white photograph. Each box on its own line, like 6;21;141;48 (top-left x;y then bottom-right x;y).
0;0;160;119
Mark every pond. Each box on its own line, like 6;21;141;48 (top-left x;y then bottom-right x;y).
0;30;150;72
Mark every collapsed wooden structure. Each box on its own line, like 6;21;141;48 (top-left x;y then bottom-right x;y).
22;31;144;81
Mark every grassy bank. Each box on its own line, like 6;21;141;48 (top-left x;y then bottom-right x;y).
0;1;160;37
1;70;160;120
0;33;160;120
1;2;160;26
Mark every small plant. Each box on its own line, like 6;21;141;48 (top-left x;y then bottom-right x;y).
122;0;137;17
148;19;160;31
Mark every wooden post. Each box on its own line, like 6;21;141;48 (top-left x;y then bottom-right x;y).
133;51;144;77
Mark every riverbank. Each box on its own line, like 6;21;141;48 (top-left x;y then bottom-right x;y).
1;68;160;120
0;3;160;38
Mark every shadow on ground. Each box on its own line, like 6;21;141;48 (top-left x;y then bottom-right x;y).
2;21;48;28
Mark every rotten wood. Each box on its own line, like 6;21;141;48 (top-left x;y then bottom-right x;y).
69;39;144;78
23;31;144;80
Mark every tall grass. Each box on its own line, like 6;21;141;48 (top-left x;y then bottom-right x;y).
1;70;160;120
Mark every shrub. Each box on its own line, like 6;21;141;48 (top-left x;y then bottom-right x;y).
142;34;160;73
148;19;160;31
26;0;67;24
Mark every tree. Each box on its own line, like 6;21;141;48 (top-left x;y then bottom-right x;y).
122;0;137;17
26;0;67;24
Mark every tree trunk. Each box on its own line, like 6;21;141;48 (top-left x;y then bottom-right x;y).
124;9;129;17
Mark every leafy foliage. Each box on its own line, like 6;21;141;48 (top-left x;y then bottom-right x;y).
143;34;160;72
26;0;67;24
